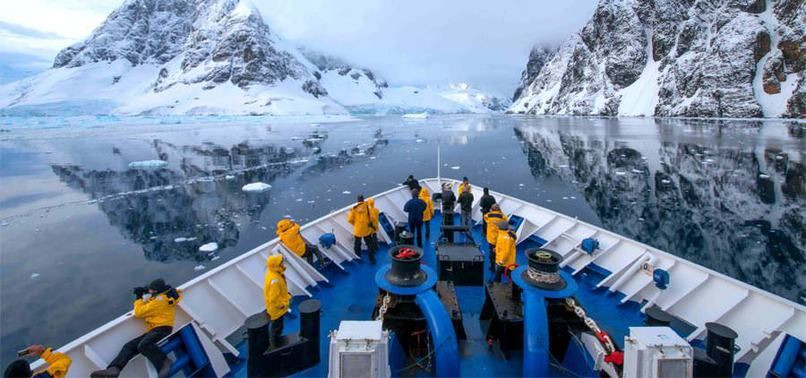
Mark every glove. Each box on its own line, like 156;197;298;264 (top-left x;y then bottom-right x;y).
133;287;146;299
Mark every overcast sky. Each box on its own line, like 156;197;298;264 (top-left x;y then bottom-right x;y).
0;0;596;94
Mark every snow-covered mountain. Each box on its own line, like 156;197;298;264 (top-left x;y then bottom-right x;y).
0;0;502;116
511;0;805;118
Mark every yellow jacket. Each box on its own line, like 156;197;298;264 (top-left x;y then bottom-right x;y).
495;229;517;267
367;198;380;233
419;188;434;222
277;219;306;256
133;290;182;331
483;210;507;245
458;182;471;196
39;348;71;378
264;255;291;320
347;201;373;237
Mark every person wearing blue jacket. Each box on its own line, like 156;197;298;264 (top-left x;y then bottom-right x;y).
403;188;427;247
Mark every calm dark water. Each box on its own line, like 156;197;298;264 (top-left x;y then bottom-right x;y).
0;115;803;365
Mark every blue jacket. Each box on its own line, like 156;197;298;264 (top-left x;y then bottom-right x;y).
404;198;427;224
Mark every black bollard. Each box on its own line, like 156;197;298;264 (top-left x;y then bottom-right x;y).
245;311;270;377
705;322;738;377
299;299;322;366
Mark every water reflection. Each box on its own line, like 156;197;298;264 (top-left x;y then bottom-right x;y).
514;121;805;302
50;140;304;263
49;129;391;263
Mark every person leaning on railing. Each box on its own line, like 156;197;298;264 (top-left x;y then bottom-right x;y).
91;279;182;378
4;345;71;378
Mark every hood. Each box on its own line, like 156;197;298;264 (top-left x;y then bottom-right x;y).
267;254;284;273
367;198;375;208
419;187;430;198
276;219;292;234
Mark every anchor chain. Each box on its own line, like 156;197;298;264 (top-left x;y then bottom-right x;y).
376;293;391;321
565;297;623;366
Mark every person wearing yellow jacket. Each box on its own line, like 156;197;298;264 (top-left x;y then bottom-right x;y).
483;204;507;271
458;177;471;197
493;221;517;282
92;279;181;378
347;195;378;262
264;254;291;347
419;186;434;239
276;219;326;266
4;345;71;378
366;198;381;264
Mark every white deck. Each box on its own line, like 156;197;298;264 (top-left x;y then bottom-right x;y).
34;178;805;377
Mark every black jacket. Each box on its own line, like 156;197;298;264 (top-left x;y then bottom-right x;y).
441;190;456;212
458;192;474;212
479;194;496;213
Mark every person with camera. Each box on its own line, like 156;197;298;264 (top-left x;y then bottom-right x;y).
90;279;181;378
403;188;427;248
276;218;328;267
4;345;71;378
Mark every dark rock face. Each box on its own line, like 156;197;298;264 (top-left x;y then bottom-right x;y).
512;47;555;101
513;123;806;303
512;0;805;118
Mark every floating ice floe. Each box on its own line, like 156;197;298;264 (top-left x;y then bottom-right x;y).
615;171;627;176
225;175;235;180
519;183;525;187
342;190;351;194
210;256;220;261
416;139;425;143
450;166;461;170
758;173;771;179
402;113;429;119
199;242;218;253
0;221;8;227
30;273;40;279
128;160;167;169
242;182;272;193
174;237;197;243
194;265;206;271
661;179;672;184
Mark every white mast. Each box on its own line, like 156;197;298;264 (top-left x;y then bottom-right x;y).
437;142;441;187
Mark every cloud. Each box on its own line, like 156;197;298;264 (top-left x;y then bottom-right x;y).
0;20;66;39
255;0;597;95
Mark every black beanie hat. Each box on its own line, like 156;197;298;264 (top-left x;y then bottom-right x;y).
4;360;32;378
148;278;169;292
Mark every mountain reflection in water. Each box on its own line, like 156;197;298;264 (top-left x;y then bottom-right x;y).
49;134;388;263
514;120;805;303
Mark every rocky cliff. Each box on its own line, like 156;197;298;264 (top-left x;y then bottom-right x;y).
511;0;805;118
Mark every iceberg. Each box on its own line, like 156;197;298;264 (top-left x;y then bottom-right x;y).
242;182;272;193
199;242;218;253
402;112;429;119
128;160;167;169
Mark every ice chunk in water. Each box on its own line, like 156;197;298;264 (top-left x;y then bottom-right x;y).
30;273;40;279
403;113;429;119
450;166;460;170
194;265;206;271
128;160;167;169
199;242;218;253
342;190;351;194
242;182;272;193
